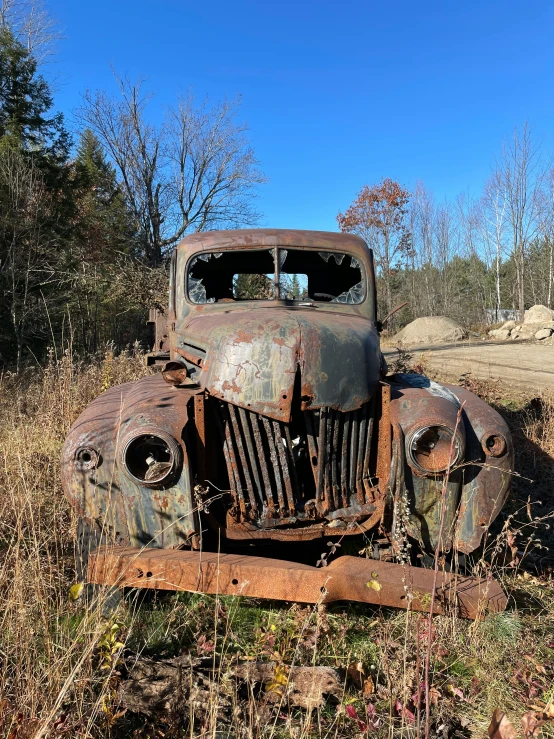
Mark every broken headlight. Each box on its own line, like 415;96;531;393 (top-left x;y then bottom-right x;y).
121;430;182;487
406;424;464;475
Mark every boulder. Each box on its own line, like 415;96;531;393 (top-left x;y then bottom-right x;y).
511;324;537;340
393;316;468;345
501;320;516;330
535;328;553;340
524;305;554;324
489;328;511;340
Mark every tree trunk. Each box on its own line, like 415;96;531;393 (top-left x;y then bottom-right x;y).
547;238;554;308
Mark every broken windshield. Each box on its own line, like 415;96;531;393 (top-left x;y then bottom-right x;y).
280;249;365;304
187;248;365;305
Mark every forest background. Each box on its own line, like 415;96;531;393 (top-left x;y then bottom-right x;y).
1;0;553;371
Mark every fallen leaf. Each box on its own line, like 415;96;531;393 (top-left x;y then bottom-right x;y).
448;684;465;701
347;661;365;687
265;664;289;696
394;699;415;724
522;711;543;737
196;634;215;655
345;704;367;731
366;579;382;591
363;676;375;696
488;709;517;739
68;582;84;601
366;702;379;728
429;686;441;706
523;655;547;675
544;701;554;719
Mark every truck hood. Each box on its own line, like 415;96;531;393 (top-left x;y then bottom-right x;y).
176;308;382;421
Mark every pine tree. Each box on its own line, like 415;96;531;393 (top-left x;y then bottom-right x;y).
233;273;274;300
72;128;138;261
0;26;70;183
67;129;142;352
0;26;71;367
289;273;302;299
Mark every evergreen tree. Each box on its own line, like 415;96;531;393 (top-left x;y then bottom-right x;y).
289;273;303;299
0;26;70;183
233;273;274;300
72;128;138;261
66;129;143;352
0;26;71;367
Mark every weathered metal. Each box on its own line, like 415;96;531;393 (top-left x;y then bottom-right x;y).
61;228;514;617
178;310;382;423
61;376;198;549
88;546;507;619
388;374;513;554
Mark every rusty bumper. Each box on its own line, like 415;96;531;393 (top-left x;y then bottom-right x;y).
88;547;507;619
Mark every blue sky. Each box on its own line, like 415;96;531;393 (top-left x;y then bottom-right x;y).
49;0;553;231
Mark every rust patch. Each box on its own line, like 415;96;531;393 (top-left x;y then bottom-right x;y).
376;383;392;493
233;330;255;344
221;379;242;394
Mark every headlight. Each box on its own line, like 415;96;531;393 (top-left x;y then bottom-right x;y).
122;430;182;487
406;424;464;475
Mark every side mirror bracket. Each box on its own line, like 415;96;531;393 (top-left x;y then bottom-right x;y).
377;302;408;333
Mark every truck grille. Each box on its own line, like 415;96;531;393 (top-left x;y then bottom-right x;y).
212;396;378;524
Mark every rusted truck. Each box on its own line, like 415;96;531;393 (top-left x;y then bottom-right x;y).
62;229;513;617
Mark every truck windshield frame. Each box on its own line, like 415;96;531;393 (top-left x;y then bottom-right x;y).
186;247;367;305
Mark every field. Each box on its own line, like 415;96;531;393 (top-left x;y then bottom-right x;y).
1;348;554;739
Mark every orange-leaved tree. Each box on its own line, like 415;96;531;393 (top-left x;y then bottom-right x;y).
337;178;411;317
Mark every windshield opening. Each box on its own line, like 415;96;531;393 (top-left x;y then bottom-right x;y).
188;249;275;303
187;248;365;304
281;249;364;303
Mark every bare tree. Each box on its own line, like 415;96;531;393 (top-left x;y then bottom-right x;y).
0;0;61;63
479;172;508;318
409;182;436;315
535;168;554;308
496;123;544;320
78;77;266;266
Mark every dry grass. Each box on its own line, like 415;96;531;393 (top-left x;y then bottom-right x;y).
0;350;554;738
0;346;153;737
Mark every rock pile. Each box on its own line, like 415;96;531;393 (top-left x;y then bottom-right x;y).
393;316;468;345
488;305;554;342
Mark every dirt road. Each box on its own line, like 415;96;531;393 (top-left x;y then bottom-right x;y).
383;339;554;392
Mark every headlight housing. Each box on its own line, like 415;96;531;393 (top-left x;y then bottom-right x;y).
121;430;182;487
406;424;464;475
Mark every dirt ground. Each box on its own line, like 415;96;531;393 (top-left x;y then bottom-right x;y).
383;338;554;392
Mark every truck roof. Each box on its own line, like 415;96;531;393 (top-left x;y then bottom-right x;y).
176;228;369;258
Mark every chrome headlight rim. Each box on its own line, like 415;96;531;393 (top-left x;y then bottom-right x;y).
406;423;464;476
